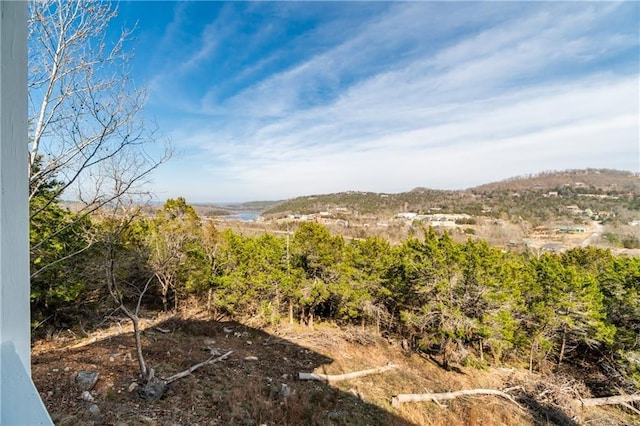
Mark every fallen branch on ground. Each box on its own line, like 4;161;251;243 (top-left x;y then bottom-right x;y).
391;388;524;410
620;402;640;415
162;350;234;384
571;394;640;411
298;363;398;383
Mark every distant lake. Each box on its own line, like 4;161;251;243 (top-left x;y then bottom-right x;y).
223;211;260;222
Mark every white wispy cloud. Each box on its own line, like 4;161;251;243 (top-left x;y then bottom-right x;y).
148;2;639;202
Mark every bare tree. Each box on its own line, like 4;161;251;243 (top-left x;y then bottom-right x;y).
101;201;155;384
28;0;169;220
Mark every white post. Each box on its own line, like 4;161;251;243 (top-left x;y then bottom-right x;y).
0;2;52;423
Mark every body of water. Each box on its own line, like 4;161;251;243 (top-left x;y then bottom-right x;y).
223;211;261;222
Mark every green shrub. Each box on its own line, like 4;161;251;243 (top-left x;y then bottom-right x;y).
622;235;640;249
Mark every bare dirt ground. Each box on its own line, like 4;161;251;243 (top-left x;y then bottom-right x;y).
32;312;636;425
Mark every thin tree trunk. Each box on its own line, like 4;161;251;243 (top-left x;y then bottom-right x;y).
120;305;152;382
274;284;280;324
442;337;452;370
529;338;536;372
157;273;169;312
289;299;294;325
558;325;567;366
106;241;152;383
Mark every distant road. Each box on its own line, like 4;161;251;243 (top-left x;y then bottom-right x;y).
582;221;604;247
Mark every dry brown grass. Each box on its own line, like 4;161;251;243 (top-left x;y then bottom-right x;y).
32;314;638;426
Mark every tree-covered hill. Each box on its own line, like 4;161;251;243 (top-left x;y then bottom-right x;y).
472;168;639;194
263;169;639;223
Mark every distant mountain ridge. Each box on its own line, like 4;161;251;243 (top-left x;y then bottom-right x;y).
470;168;639;193
263;169;639;218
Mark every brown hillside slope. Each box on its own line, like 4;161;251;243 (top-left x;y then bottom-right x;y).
32;314;636;425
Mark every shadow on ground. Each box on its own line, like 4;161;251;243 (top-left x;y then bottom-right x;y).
516;394;580;426
33;317;416;425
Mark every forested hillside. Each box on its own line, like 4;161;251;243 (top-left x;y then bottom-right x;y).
263;169;640;223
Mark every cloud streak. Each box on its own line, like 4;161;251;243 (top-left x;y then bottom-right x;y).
143;2;638;202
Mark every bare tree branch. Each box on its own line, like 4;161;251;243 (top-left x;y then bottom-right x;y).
298;364;398;383
162;351;234;384
391;388;524;410
28;0;171;262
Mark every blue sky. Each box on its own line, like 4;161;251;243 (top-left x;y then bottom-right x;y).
113;1;639;203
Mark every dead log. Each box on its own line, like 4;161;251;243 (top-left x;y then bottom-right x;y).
620;402;640;415
298;363;398;383
162;350;233;384
391;388;523;410
571;394;640;410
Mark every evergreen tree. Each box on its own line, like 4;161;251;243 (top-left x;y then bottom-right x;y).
147;197;201;310
291;222;344;327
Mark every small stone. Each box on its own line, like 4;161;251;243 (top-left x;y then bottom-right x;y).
88;403;101;418
64;367;70;372
280;383;291;398
327;411;347;420
75;371;99;391
109;356;115;362
47;391;54;397
81;391;94;401
52;368;59;373
127;382;138;393
281;373;289;380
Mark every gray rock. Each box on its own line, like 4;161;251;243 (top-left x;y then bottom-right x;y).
80;390;94;401
76;371;99;391
88;404;102;424
327;411;347;420
137;378;167;402
88;404;100;416
280;383;291;398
